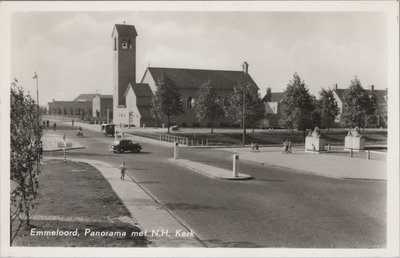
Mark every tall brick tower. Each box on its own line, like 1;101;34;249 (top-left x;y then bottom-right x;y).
111;24;137;125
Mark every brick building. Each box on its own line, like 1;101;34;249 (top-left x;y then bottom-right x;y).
92;94;113;120
111;23;260;127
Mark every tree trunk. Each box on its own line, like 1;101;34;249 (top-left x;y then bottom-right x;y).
211;118;214;133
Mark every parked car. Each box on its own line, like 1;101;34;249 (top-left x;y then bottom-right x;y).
170;125;179;131
111;139;142;153
101;123;115;137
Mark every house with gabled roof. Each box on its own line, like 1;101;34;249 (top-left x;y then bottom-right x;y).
92;94;113;120
332;84;388;127
261;87;286;128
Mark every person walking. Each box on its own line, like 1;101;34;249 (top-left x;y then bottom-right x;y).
53;122;57;131
282;140;289;154
119;161;126;180
46;120;49;128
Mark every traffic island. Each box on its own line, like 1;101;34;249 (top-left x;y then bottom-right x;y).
42;132;86;152
169;158;253;180
11;160;150;247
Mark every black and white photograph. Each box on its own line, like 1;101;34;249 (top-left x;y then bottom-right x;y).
0;1;399;257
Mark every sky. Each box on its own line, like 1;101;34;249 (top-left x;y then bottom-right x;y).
11;11;388;106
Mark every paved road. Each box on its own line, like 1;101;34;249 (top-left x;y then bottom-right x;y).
44;124;386;248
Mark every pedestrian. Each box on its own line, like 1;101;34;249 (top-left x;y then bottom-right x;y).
72;119;74;126
287;141;292;154
254;142;259;152
46;120;49;128
53;122;56;131
282;140;289;154
119;161;126;180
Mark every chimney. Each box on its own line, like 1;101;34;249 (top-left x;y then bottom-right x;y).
265;87;272;102
242;61;249;74
334;84;338;90
369;85;374;91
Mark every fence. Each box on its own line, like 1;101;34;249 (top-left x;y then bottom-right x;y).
132;132;209;147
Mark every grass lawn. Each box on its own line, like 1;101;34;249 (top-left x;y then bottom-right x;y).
11;160;150;247
132;128;387;146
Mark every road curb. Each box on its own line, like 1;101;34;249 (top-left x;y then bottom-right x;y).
169;158;253;181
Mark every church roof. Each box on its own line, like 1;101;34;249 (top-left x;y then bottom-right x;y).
124;83;153;98
144;67;259;91
73;94;98;102
112;24;138;37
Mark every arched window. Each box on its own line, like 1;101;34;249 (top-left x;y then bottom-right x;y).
121;39;128;49
187;96;193;109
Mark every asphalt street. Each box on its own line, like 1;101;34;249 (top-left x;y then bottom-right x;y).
44;124;386;248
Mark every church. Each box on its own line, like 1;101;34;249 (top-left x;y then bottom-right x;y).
112;23;260;128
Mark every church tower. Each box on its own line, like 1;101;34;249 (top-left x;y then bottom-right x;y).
111;24;137;125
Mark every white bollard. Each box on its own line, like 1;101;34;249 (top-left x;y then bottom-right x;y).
174;142;179;159
233;154;239;177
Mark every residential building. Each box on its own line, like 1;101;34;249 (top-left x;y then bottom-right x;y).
332;84;388;127
262;87;286;128
92;94;113;121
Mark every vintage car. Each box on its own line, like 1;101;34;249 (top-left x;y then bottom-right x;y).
111;139;142;153
101;123;115;137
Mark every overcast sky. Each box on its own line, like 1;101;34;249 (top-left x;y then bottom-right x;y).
11;11;388;106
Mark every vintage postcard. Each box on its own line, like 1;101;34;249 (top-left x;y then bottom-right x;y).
0;1;399;257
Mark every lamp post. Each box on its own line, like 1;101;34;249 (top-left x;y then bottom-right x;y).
33;72;40;166
242;84;250;146
33;72;39;119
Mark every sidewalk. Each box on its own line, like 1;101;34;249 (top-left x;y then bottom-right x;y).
220;147;387;180
65;158;204;247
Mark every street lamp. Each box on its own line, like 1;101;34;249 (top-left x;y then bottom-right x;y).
242;83;251;146
33;72;39;118
33;72;40;166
